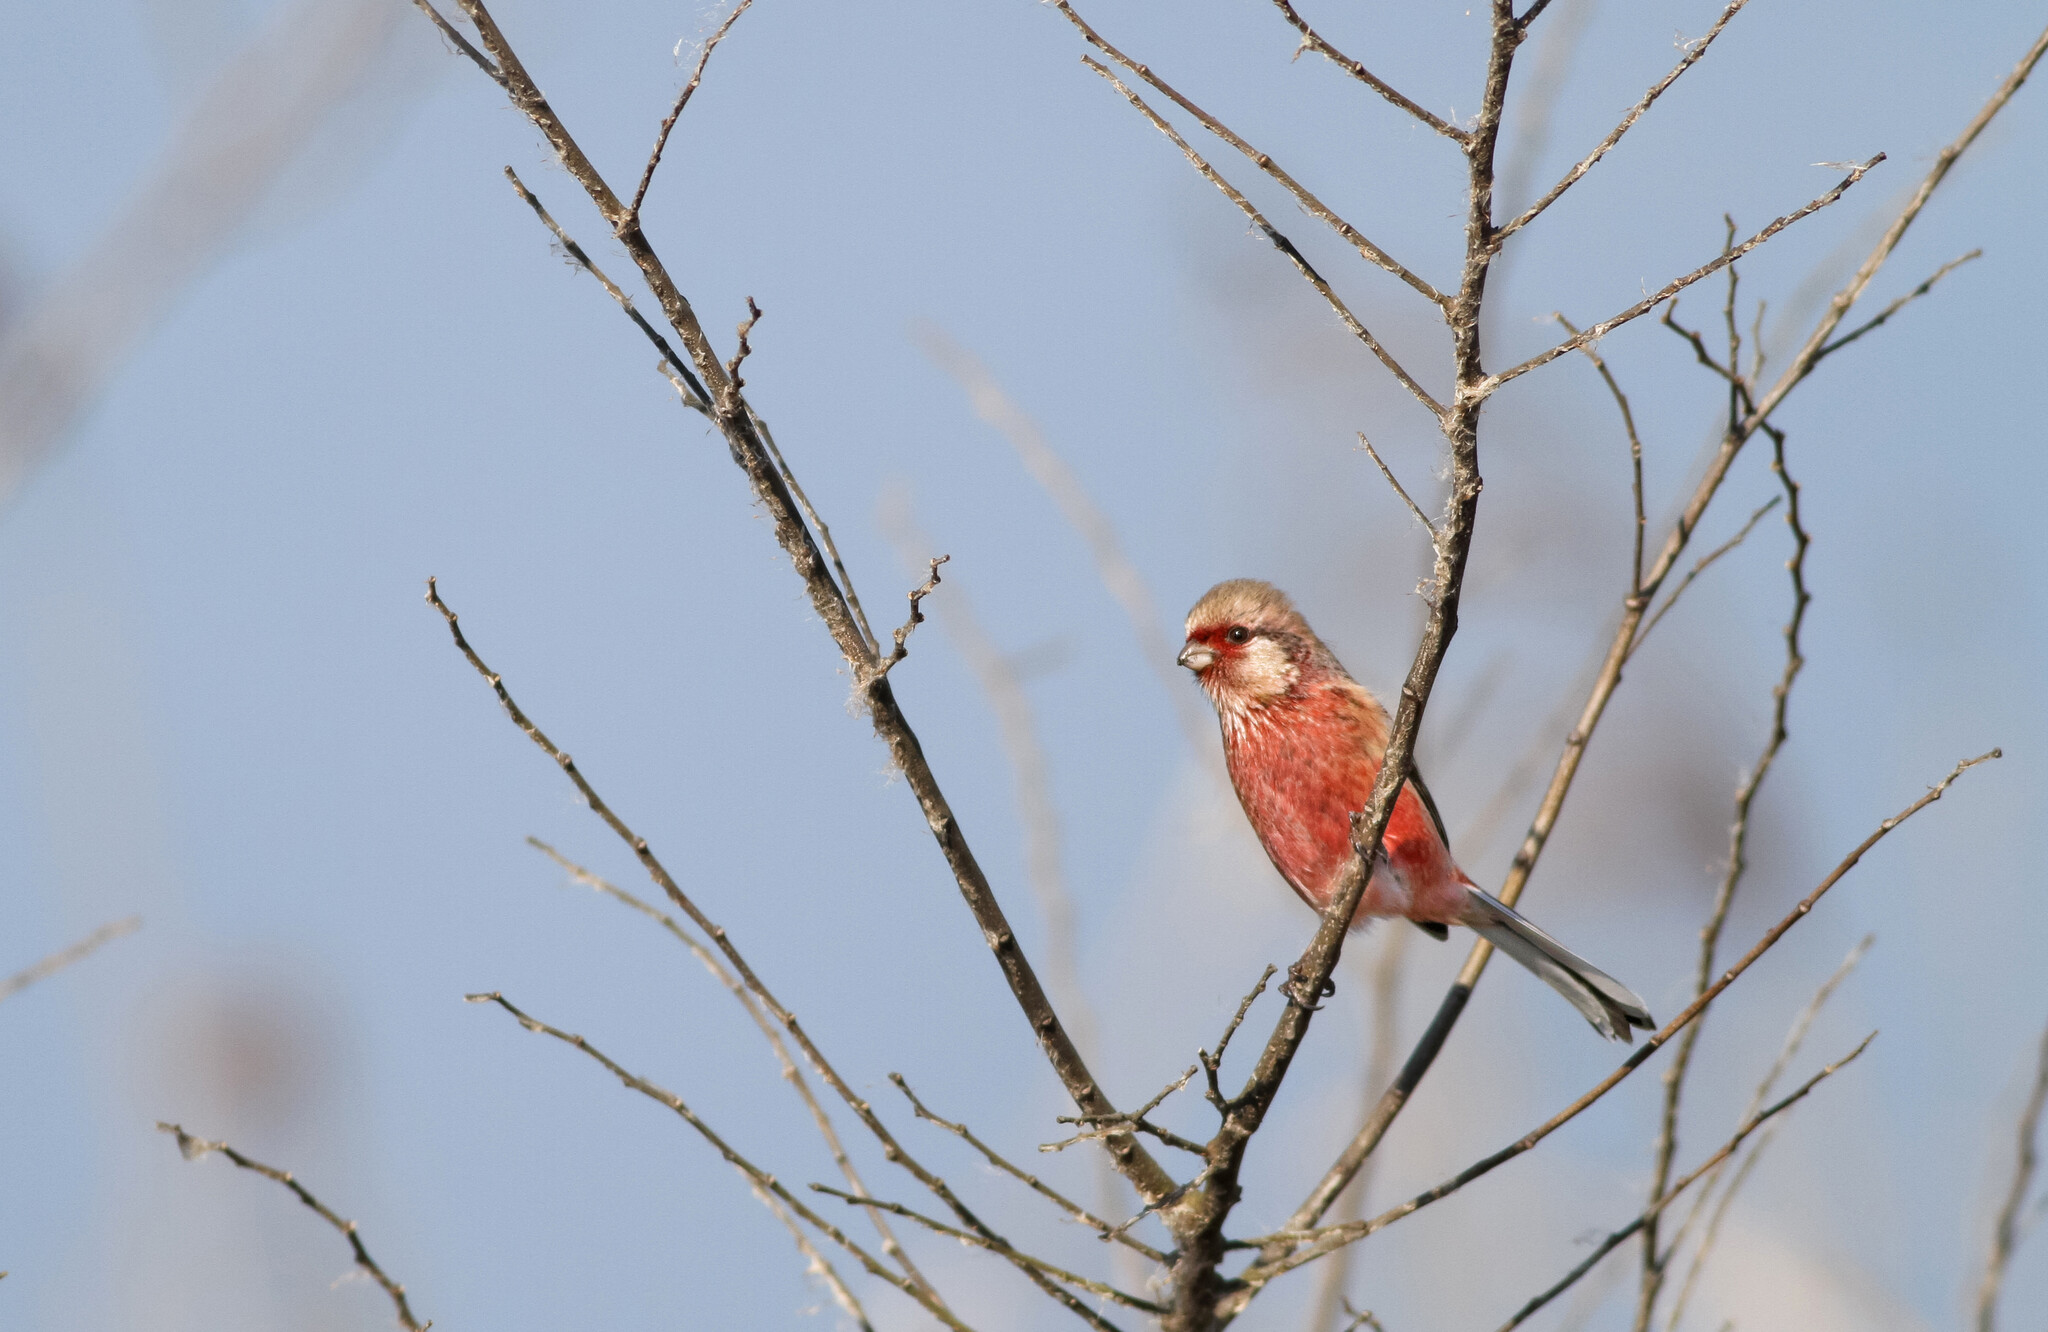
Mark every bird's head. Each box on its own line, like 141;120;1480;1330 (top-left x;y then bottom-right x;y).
1179;579;1325;714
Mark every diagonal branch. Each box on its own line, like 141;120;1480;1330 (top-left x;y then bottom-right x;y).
626;0;756;220
1553;313;1647;595
1497;1033;1875;1331
526;838;935;1298
1241;751;1997;1289
1488;156;1884;392
1082;57;1444;420
467;993;952;1330
1268;0;1468;144
1;916;140;1004
1496;1;1752;243
1630;493;1781;654
1057;0;1449;310
423;0;1174;1204
156;1124;427;1331
1813;248;1981;364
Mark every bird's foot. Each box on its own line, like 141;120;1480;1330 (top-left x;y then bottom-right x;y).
1281;960;1337;1011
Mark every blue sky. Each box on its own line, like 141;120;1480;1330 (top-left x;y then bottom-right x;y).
1;2;2043;1328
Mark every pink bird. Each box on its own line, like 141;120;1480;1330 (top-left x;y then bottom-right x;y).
1179;579;1653;1041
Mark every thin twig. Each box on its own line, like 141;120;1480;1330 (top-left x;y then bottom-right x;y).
525;838;935;1297
874;555;948;679
1976;1022;2048;1332
1203;965;1278;1111
1632;493;1781;653
466;993;949;1330
427;581;1096;1321
625;0;756;220
1056;0;1449;309
1814;249;1981;363
155;1124;427;1331
1496;1034;1876;1331
0;916;140;1004
409;1;502;84
1355;433;1438;549
1081;58;1444;419
1488;156;1884;392
812;1186;1158;1318
1268;0;1467;144
890;1075;1170;1264
1496;1;1752;243
1237;750;1997;1288
1635;425;1809;1327
725;296;761;391
1663;934;1874;1331
1553;314;1646;595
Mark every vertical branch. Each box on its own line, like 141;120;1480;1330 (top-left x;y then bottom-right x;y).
1976;1022;2048;1332
1635;422;1809;1330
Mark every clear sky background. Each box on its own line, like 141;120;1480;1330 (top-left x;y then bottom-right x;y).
1;2;2044;1329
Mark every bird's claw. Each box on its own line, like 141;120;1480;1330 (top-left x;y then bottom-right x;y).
1281;961;1337;1011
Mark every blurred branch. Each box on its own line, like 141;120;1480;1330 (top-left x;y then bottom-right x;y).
155;1123;427;1331
1635;424;1810;1328
0;0;402;509
1239;749;1997;1289
526;837;936;1298
1279;25;2045;1246
1664;933;1874;1331
1496;0;1751;243
1080;57;1444;419
465;993;937;1331
421;0;1175;1204
0;916;139;1004
1057;0;1450;309
910;329;1214;758
1976;1022;2048;1332
1268;0;1468;143
1497;1033;1876;1331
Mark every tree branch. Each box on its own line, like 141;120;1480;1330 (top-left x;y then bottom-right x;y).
1976;1021;2048;1332
0;916;140;1004
1268;0;1468;144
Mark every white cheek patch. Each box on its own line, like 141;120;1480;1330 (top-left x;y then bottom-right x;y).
1235;637;1298;701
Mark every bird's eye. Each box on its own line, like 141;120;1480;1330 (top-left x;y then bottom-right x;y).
1225;626;1251;645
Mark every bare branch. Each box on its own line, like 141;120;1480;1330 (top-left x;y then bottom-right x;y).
1056;1;1450;309
410;1;501;84
626;0;756;221
1497;2;1753;243
155;1124;427;1331
1634;425;1809;1326
1977;1022;2048;1332
1489;156;1884;393
1497;1034;1876;1331
526;838;935;1297
1553;314;1647;594
1268;0;1467;143
873;555;949;679
1663;934;1874;1330
427;0;1177;1202
1631;494;1782;653
1239;750;1998;1288
1;916;140;1004
1203;965;1278;1111
889;1076;1169;1263
1354;433;1438;550
813;1186;1158;1319
465;993;956;1330
724;296;762;391
1814;248;1981;363
1080;56;1444;419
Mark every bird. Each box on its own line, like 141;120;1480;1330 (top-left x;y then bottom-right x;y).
1178;578;1654;1041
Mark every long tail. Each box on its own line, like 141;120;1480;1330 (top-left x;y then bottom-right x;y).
1460;885;1655;1042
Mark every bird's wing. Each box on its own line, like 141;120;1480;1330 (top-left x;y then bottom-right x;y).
1407;765;1453;855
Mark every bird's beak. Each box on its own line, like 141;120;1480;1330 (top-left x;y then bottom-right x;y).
1177;643;1216;673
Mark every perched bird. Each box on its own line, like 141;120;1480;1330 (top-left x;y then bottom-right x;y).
1179;579;1654;1041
